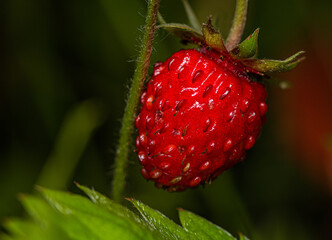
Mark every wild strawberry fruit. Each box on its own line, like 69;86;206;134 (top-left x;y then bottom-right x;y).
135;13;304;191
136;48;266;191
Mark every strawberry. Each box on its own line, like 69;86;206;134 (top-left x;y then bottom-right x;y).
135;12;304;191
135;47;267;191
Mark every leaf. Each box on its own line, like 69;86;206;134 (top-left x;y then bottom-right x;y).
128;198;191;240
3;219;37;238
241;51;305;73
38;187;159;240
2;186;251;240
231;28;259;59
5;195;74;240
157;23;204;45
157;19;228;52
178;209;236;240
25;192;110;240
181;0;200;30
76;183;145;226
0;232;15;240
3;214;71;240
202;18;227;52
238;233;250;240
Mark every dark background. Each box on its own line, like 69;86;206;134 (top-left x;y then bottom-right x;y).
1;0;332;239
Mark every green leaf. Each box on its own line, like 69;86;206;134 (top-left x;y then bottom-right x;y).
2;186;251;240
128;198;191;240
202;18;227;52
3;215;71;240
178;209;236;240
3;218;37;238
4;195;73;240
38;187;159;240
157;23;204;45
238;233;250;240
181;0;200;31
0;232;15;240
231;28;259;58
20;194;56;224
76;183;145;226
157;20;228;52
241;51;305;73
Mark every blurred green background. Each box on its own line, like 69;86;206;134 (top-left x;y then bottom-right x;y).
1;0;332;239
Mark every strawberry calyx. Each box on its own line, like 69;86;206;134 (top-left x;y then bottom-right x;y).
231;28;259;59
201;18;227;53
157;5;305;77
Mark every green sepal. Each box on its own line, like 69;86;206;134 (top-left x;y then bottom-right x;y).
157;23;204;45
232;28;259;59
202;18;227;52
241;51;305;73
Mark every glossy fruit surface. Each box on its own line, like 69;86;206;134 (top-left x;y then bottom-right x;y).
135;48;267;191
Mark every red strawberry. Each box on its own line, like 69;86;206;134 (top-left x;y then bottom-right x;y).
135;16;303;191
135;48;267;191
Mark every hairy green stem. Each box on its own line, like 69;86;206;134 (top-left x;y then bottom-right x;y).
111;0;160;203
226;0;248;50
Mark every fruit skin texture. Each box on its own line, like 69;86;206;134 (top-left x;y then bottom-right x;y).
135;48;267;191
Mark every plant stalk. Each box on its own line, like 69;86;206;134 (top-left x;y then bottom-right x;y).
111;0;160;203
181;0;200;31
226;0;248;51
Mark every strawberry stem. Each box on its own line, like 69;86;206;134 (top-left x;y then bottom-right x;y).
226;0;248;51
111;0;160;203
